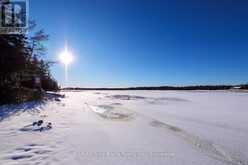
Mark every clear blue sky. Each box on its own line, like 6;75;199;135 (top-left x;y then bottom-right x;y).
30;0;248;87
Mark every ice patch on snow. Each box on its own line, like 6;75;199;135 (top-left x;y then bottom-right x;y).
106;95;147;100
89;105;108;114
88;104;134;121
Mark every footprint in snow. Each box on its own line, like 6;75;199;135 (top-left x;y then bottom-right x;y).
5;144;53;164
4;143;54;163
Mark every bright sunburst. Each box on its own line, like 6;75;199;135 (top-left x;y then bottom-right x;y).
59;45;74;85
59;48;73;66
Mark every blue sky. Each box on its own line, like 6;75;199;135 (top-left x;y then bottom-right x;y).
30;0;248;87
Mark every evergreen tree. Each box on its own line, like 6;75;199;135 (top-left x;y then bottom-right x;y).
0;21;58;105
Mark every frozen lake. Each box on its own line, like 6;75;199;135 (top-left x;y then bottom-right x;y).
1;90;248;165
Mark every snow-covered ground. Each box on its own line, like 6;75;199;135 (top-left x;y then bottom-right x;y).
1;90;248;165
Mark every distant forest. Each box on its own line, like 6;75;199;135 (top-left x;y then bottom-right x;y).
63;84;248;91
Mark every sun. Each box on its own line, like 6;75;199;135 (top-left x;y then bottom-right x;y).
59;45;74;84
59;48;73;66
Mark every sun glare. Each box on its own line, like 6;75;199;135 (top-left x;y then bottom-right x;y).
59;49;73;66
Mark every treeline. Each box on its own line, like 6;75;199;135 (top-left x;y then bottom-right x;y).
0;21;59;105
240;84;248;90
63;85;248;91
